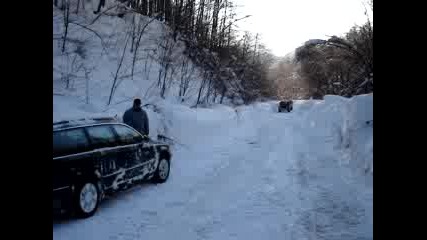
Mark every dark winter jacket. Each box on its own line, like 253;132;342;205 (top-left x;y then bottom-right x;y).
123;106;149;136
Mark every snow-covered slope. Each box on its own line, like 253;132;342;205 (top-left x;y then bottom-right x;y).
54;3;208;112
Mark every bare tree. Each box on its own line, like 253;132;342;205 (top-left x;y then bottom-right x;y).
75;0;81;14
62;0;71;53
295;21;373;98
156;36;176;98
131;15;158;80
83;66;94;104
178;58;196;98
195;71;209;106
108;34;130;105
94;0;106;14
144;49;156;80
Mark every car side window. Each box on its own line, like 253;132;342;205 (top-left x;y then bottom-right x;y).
86;125;118;149
53;128;90;158
113;125;143;145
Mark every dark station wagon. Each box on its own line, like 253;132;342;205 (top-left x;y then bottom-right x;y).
53;117;172;218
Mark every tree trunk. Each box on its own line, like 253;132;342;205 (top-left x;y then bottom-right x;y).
141;0;148;15
94;0;105;14
85;69;90;104
161;62;170;98
210;0;221;50
130;15;136;53
148;0;153;16
62;1;70;53
76;0;80;14
108;34;130;105
196;0;205;42
132;17;157;80
164;0;172;22
196;74;208;105
220;86;226;104
219;0;227;48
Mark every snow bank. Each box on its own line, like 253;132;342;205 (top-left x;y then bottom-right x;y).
292;99;321;112
296;94;373;174
342;94;373;174
157;102;239;148
299;95;350;148
287;94;373;240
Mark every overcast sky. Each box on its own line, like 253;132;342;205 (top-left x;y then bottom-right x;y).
232;0;371;57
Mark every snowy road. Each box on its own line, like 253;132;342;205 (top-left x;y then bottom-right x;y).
53;99;372;240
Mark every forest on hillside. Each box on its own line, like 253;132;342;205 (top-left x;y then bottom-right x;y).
273;0;373;99
54;0;373;104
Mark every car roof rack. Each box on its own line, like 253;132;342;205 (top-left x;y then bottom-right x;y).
53;116;119;130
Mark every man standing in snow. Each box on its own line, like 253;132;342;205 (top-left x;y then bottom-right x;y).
123;98;150;137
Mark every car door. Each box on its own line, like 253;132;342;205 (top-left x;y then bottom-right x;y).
85;125;123;192
53;127;92;192
112;124;156;183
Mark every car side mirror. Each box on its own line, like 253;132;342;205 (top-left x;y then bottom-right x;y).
142;135;150;142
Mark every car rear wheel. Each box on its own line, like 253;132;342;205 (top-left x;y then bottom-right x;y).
74;181;100;218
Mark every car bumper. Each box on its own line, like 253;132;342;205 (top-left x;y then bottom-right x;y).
53;186;72;213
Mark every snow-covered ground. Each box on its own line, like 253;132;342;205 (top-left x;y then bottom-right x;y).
53;94;373;240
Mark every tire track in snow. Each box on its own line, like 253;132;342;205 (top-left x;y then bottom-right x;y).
289;116;373;240
157;110;303;239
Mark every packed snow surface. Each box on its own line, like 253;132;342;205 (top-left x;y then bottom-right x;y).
53;94;373;240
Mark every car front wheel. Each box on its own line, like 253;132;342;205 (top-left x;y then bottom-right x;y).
153;159;170;183
74;181;100;218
